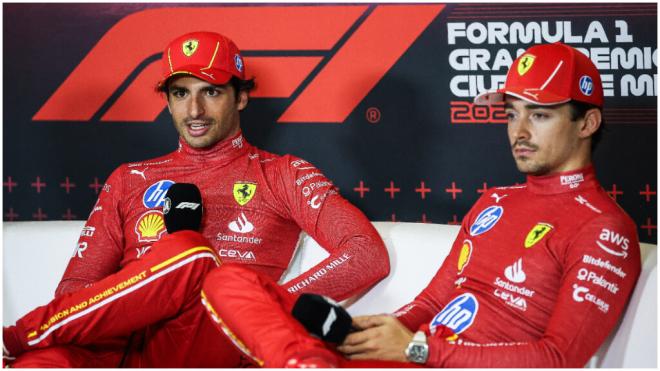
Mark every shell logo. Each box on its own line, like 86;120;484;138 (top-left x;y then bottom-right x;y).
457;239;473;274
135;210;166;242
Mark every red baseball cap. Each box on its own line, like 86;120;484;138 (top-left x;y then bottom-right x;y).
158;31;245;88
475;42;603;107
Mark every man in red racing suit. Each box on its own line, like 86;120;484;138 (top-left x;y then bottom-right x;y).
3;31;389;367
195;42;642;368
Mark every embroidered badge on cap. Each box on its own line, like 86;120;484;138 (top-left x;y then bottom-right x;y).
517;54;535;76
182;39;199;57
579;75;594;96
234;54;244;72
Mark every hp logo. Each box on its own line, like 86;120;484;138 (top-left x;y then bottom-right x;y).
143;180;175;208
470;206;504;236
430;293;479;335
579;75;593;96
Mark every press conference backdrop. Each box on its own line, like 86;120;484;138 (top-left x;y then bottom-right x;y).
3;3;657;243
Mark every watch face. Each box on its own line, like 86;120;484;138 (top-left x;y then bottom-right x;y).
408;344;428;363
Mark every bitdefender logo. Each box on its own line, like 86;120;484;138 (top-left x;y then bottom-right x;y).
32;5;443;123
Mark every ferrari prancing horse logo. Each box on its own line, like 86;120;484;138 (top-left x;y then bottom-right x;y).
233;182;257;206
517;54;536;76
524;222;553;248
182;39;199;57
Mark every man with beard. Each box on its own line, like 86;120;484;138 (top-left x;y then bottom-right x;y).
3;31;389;367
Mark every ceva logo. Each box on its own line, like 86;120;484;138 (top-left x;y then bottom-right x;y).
32;5;443;123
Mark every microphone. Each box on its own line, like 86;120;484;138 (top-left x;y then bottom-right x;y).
291;293;353;344
162;183;203;233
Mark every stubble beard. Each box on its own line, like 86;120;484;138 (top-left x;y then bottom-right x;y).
515;156;549;176
175;119;219;149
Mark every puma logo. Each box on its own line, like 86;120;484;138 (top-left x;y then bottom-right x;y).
491;193;508;203
130;168;148;180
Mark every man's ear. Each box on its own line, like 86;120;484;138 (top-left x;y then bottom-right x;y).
578;108;602;139
237;90;248;111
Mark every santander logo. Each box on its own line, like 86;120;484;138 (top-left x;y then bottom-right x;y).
504;258;526;283
228;213;254;234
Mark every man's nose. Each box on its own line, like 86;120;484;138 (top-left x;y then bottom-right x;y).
188;95;205;118
511;117;531;142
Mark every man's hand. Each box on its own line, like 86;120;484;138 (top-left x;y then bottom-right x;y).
336;315;413;362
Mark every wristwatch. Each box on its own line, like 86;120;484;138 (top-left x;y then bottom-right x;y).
405;330;429;364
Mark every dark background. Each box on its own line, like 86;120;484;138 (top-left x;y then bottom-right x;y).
3;3;657;243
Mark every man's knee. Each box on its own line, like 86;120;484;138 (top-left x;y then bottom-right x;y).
11;346;122;368
203;264;261;295
152;230;214;256
143;231;220;276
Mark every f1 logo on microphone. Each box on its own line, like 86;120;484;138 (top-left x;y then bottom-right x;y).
175;202;200;210
32;5;443;123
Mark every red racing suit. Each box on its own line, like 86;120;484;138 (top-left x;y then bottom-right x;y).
199;165;641;368
6;131;389;367
395;165;641;367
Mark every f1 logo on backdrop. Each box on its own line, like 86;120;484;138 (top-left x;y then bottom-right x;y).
33;5;443;123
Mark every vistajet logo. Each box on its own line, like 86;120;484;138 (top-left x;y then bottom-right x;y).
33;5;443;123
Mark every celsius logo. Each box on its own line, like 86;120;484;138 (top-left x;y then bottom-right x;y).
143;180;175;208
470;206;503;236
32;5;443;123
572;284;610;313
504;258;526;283
429;293;478;335
309;195;322;209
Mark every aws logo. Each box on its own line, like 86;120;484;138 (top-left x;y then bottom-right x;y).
32;5;443;123
597;228;630;259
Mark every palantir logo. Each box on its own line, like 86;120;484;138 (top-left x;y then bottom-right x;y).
504;258;526;283
143;180;175;208
429;293;478;335
469;206;503;236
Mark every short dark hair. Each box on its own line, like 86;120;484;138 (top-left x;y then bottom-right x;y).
568;101;604;152
156;76;256;102
229;76;256;95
